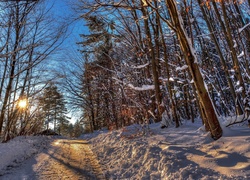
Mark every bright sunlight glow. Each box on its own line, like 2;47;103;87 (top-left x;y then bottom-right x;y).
18;99;27;109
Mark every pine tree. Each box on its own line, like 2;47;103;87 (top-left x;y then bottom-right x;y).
78;16;119;130
38;83;69;133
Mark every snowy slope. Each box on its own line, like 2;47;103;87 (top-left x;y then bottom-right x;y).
86;120;249;180
0;136;54;176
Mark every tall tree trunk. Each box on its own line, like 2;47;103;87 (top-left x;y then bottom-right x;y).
158;12;180;127
151;0;161;77
140;0;162;122
212;1;246;100
165;0;222;140
197;0;243;115
0;3;21;135
0;15;12;100
128;1;152;121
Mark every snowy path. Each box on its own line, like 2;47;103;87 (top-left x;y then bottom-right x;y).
0;139;105;180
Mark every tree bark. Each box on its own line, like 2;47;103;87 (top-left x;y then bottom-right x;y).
212;1;246;99
140;0;162;122
0;3;21;134
158;12;180;127
165;0;222;140
196;0;243;115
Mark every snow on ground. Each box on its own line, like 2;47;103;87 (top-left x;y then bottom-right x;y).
84;119;250;180
0;119;249;180
0;136;54;176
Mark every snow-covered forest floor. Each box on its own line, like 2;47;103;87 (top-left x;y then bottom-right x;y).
85;118;249;180
0;118;249;180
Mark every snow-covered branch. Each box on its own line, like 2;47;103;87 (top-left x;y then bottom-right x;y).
238;22;250;33
113;77;155;91
131;62;149;69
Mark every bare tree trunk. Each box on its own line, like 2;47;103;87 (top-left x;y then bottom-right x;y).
140;0;162;122
84;61;96;131
212;1;246;99
196;0;243;115
0;14;12;100
158;13;180;127
165;0;222;140
0;3;21;134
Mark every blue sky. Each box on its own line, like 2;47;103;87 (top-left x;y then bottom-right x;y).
45;0;88;123
48;0;88;48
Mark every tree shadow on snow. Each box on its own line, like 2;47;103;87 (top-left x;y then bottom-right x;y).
161;145;247;180
43;145;97;179
215;151;249;168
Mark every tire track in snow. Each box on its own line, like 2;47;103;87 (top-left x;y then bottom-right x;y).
1;139;106;180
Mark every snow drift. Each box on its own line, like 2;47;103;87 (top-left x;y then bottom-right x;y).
86;120;249;180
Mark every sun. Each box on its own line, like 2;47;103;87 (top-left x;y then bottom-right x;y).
18;99;28;109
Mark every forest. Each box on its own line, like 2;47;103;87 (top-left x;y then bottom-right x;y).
0;0;249;142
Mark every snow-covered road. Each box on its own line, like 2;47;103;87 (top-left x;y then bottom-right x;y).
0;139;105;180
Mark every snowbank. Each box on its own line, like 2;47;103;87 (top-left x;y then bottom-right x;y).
86;121;250;180
0;136;54;176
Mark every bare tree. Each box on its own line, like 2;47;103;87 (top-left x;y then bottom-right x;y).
0;0;67;141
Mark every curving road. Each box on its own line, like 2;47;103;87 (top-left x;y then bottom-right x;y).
1;139;105;180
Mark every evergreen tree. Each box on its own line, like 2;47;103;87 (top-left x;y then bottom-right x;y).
38;83;69;133
78;16;119;130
